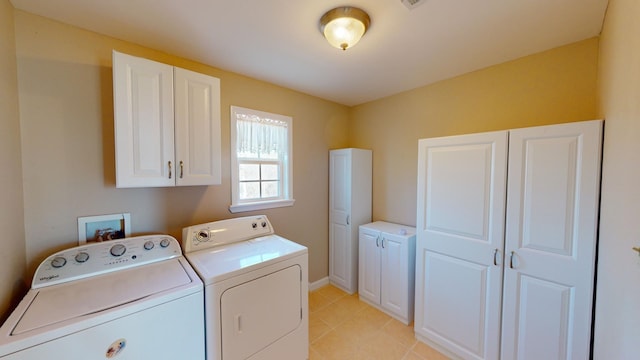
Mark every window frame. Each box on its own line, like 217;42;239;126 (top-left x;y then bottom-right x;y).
229;106;294;213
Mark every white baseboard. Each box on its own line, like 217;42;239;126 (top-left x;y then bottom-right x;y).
309;277;329;291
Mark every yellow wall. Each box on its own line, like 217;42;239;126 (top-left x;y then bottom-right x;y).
350;38;599;226
0;0;26;322
13;11;350;284
595;0;640;357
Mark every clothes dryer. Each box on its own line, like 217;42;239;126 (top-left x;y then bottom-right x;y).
182;215;308;360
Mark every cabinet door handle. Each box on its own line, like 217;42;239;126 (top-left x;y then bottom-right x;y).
381;238;385;249
346;215;350;225
168;161;172;179
180;161;184;179
493;249;499;266
509;251;515;269
376;236;380;247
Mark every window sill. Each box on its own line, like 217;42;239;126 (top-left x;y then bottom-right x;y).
229;199;295;213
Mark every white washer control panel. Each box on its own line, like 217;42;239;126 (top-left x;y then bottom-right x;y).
32;235;182;289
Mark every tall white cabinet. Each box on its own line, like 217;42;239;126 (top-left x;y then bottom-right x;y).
329;148;372;294
359;222;416;324
113;51;221;188
414;120;603;360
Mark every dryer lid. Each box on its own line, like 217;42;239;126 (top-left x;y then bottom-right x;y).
185;234;307;285
12;259;194;335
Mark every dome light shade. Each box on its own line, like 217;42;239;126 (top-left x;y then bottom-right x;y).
319;7;370;51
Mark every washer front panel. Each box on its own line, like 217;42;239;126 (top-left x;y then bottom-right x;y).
1;291;204;360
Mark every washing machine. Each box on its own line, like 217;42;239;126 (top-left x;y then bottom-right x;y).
182;215;308;360
0;235;204;359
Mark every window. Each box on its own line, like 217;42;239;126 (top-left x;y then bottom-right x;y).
230;106;294;213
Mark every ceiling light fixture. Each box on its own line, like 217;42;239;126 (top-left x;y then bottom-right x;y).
319;7;370;51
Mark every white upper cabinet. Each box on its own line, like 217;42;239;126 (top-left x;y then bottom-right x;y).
113;51;221;188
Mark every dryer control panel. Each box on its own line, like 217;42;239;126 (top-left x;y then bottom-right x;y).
182;215;274;253
32;235;182;289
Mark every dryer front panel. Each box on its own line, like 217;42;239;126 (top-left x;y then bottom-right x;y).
220;264;302;359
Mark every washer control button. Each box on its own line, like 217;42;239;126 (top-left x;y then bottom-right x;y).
143;241;155;250
74;252;90;263
110;244;126;257
160;238;171;248
252;222;257;229
51;256;67;268
261;221;267;228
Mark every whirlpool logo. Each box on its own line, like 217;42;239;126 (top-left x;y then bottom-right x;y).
38;274;59;282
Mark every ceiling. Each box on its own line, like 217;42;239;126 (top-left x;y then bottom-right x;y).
10;0;609;106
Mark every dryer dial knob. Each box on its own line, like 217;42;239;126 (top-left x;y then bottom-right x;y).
110;244;126;257
143;241;155;250
160;238;171;248
51;256;67;268
74;252;90;263
197;231;209;241
261;221;267;228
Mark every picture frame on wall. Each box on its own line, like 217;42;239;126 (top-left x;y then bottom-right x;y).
77;213;131;245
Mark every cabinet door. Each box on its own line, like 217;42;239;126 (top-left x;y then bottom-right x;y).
329;150;353;292
501;120;602;360
415;131;508;360
380;235;407;321
113;51;175;188
174;68;221;186
358;229;380;304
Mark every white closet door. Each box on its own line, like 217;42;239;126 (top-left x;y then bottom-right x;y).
173;67;221;186
380;234;407;320
329;150;352;291
501;120;602;360
415;131;508;360
358;228;381;304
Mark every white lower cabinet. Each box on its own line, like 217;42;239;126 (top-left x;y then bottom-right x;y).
359;222;416;325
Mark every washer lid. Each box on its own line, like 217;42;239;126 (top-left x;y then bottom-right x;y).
12;258;193;335
185;235;307;285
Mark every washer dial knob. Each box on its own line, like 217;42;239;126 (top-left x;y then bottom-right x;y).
143;241;155;250
110;244;126;257
51;256;67;268
74;252;90;263
159;238;171;248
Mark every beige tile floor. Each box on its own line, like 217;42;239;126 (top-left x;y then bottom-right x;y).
309;285;450;360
